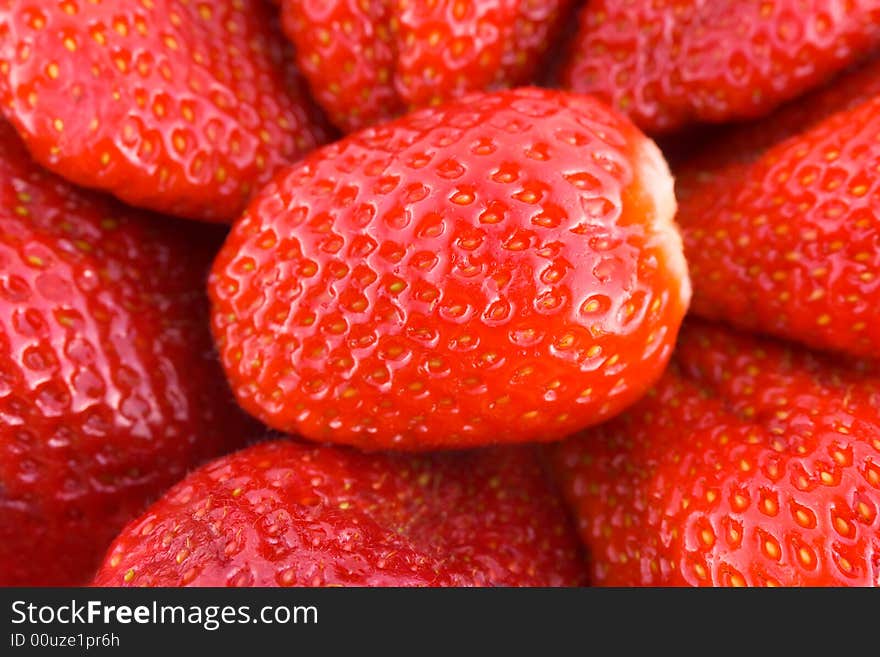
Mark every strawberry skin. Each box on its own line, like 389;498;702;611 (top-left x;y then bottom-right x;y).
0;0;328;222
677;56;880;174
93;440;588;587
676;62;880;358
209;88;691;450
562;0;880;134
280;0;575;133
280;0;400;133
552;320;880;587
0;122;253;586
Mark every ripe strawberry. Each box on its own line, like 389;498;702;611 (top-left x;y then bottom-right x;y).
551;320;880;587
675;61;880;358
209;88;691;450
562;0;880;134
678;56;880;173
0;0;328;222
280;0;574;133
0;122;253;586
93;439;588;587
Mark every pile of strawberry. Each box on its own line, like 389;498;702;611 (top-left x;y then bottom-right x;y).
0;0;877;588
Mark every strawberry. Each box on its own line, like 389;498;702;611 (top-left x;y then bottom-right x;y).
675;60;880;358
562;0;880;134
279;0;575;133
678;56;880;173
0;0;328;222
92;439;588;587
0;122;253;586
209;88;691;450
551;320;880;587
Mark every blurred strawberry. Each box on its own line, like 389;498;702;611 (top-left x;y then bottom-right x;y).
209;88;691;450
563;0;880;134
93;439;587;587
280;0;575;132
676;59;880;357
0;0;328;222
552;320;880;587
679;56;880;172
0;122;253;585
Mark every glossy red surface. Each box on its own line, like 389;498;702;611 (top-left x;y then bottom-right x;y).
281;0;575;132
676;65;880;357
0;122;252;585
209;88;691;450
93;439;588;587
0;0;328;222
552;320;880;586
563;0;880;134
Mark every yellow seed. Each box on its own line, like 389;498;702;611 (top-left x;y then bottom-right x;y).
798;546;814;566
451;191;474;205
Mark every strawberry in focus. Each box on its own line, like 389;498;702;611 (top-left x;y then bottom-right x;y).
551;320;880;587
93;439;588;587
280;0;575;133
0;0;328;222
209;88;691;450
676;60;880;358
0;122;253;585
562;0;880;134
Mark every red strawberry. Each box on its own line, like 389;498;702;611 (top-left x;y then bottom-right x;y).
551;320;880;587
562;0;880;134
92;439;588;587
280;0;575;133
675;61;880;358
0;122;253;585
679;56;880;173
0;0;328;222
209;88;691;450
